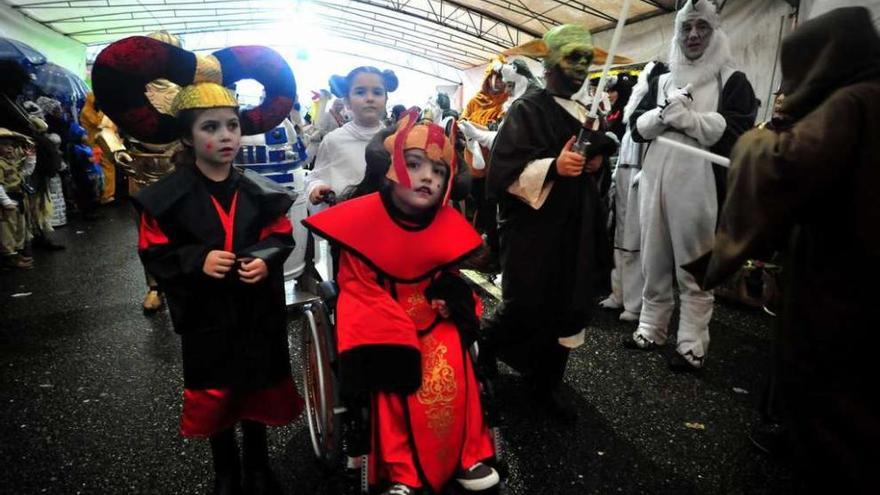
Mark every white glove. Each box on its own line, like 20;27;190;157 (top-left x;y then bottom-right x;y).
459;121;497;149
467;138;486;170
458;120;479;140
660;102;695;130
664;84;694;110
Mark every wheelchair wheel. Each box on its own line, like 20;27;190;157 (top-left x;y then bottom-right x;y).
301;302;342;469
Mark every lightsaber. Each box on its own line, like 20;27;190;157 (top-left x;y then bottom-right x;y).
656;136;731;167
573;0;632;156
589;0;633;118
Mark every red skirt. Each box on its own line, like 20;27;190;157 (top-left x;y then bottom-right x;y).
371;321;495;492
180;375;304;438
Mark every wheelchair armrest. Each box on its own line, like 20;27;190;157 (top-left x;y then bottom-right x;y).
317;280;339;304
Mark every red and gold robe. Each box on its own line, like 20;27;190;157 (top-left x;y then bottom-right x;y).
304;191;494;492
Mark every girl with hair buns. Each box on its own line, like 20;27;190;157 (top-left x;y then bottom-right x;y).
305;66;398;208
93;36;303;495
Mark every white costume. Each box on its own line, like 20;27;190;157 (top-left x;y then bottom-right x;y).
600;63;665;321
305;121;382;212
630;0;757;367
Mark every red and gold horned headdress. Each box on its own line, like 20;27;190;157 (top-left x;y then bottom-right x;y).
92;36;296;144
383;108;459;206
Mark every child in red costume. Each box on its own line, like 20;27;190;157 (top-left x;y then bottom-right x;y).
93;37;303;495
304;112;499;495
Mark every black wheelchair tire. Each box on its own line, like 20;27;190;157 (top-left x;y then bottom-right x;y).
300;302;342;470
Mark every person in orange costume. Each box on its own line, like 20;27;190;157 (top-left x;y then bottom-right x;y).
460;56;509;270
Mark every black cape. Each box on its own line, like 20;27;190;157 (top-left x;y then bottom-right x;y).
133;165;295;390
487;87;612;340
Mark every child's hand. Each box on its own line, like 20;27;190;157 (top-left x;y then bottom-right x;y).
309;185;332;204
203;250;235;278
238;257;268;284
431;299;451;319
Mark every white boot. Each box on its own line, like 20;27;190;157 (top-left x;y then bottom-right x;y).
619;310;640;322
599;295;622;309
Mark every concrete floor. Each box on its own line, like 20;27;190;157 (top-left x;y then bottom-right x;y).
0;201;793;494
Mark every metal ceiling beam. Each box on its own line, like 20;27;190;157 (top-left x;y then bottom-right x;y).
313;1;510;51
58;10;492;61
16;0;536;50
553;1;616;23
347;0;538;45
184;42;463;83
591;6;671;34
639;0;675;12
83;26;469;73
70;17;478;67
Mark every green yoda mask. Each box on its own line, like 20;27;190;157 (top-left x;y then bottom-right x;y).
543;24;595;85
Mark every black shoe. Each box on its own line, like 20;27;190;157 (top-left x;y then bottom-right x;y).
381;483;418;495
456;462;500;491
535;387;578;424
748;422;791;457
666;350;703;373
213;472;243;495
622;334;658;351
243;467;283;495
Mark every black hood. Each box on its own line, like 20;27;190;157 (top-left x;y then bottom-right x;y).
780;7;880;120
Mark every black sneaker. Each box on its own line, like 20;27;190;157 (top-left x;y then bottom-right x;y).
622;334;658;350
456;462;500;491
382;483;418;495
666;350;704;373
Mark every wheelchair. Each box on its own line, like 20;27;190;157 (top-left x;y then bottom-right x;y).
286;193;508;494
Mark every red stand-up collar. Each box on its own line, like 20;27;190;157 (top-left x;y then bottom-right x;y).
303;193;481;282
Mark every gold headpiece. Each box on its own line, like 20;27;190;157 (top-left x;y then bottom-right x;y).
169;82;237;117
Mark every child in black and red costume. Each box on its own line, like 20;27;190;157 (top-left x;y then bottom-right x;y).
304;112;499;495
92;37;303;495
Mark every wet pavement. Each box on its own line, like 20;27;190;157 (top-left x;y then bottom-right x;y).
1;201;793;494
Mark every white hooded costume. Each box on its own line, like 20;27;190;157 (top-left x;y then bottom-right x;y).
600;62;668;320
629;0;757;367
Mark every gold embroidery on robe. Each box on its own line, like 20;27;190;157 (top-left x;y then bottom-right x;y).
404;291;435;325
416;335;457;438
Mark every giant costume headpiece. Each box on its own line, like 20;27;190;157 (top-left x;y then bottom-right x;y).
383;109;459;206
92;36;296;144
669;0;731;86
